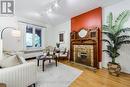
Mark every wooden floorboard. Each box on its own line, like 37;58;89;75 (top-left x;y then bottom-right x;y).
60;60;130;87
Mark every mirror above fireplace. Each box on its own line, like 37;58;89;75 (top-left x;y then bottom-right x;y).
78;28;88;38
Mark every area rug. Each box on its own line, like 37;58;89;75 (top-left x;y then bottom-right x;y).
36;61;82;87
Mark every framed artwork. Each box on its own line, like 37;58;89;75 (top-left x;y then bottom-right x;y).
90;30;96;38
59;31;64;43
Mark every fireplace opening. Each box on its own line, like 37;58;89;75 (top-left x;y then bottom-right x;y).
74;45;94;67
76;52;91;66
80;52;87;60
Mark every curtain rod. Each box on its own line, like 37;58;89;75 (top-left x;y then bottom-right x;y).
18;21;47;28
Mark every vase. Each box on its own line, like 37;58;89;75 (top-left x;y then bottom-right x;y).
107;62;121;76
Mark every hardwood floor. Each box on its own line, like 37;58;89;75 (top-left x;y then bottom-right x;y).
60;61;130;87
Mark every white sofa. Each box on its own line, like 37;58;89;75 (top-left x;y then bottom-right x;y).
0;62;37;87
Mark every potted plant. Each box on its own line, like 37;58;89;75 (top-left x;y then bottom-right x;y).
103;10;130;76
55;43;60;53
56;43;60;48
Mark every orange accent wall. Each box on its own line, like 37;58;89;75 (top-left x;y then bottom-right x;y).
71;7;102;62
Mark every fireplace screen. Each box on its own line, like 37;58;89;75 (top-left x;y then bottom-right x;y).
74;45;94;67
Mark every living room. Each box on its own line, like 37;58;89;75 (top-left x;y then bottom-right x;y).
0;0;130;87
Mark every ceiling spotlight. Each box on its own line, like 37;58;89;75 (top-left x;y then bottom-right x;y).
48;8;52;12
46;8;52;14
54;2;59;8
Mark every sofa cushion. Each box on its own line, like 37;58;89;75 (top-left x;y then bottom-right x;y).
0;55;21;68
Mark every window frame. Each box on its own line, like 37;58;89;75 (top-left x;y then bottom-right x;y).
25;25;42;50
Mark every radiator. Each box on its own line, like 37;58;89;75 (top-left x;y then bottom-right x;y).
23;50;43;59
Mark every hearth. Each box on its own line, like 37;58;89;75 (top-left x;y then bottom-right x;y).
74;45;94;67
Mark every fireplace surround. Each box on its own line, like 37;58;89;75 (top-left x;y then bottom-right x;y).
74;45;94;67
70;27;99;68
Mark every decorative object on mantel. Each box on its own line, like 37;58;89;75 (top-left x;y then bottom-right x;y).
56;43;60;48
102;10;130;76
78;28;88;38
70;27;99;70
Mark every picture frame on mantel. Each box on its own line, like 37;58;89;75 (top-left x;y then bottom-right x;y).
59;31;65;44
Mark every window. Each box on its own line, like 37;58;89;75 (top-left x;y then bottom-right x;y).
35;29;41;47
26;26;33;47
26;25;42;48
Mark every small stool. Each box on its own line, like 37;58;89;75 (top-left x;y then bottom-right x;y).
0;83;6;87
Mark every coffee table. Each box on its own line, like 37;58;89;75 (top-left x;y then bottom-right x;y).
37;54;58;71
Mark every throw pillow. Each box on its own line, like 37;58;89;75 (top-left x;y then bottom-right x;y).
0;55;21;68
43;53;47;56
16;55;27;64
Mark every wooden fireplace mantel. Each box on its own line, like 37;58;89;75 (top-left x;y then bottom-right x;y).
70;27;99;68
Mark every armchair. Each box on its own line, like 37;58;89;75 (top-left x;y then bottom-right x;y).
42;46;69;61
55;47;69;61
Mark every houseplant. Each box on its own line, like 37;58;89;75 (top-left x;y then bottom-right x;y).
56;43;60;48
103;10;130;76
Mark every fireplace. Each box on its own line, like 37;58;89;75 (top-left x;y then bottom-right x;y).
74;45;94;67
70;28;99;68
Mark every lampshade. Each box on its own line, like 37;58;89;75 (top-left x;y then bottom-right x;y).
11;30;21;37
54;1;59;8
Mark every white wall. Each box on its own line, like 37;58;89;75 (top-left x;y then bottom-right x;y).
47;20;71;50
45;25;56;47
102;0;130;73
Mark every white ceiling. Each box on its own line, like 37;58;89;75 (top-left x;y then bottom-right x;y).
15;0;123;25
